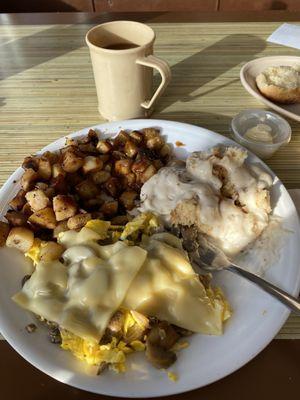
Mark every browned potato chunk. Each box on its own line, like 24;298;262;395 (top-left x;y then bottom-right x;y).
43;151;58;165
82;156;103;174
114;130;130;146
25;189;50;212
53;195;77;221
105;177;119;197
111;215;129;225
6;227;34;253
83;197;104;210
22;202;33;216
67;213;92;230
153;159;164;170
131;159;150;174
50;175;68;194
76;180;99;200
9;189;26;211
21;168;39;191
92;170;111;185
62;150;83;173
52;163;66;178
35;182;48;191
0;222;10;246
160;144;171;158
119;190;138;210
5;211;28;227
122;172;136;188
39;242;65;262
101;200;118;216
22;156;38;171
140;164;156;184
114;159;132;175
124;140;138;158
28;207;57;229
129;130;143;144
38;157;52;180
97;139;112;154
78;143;98;154
146;136;164;150
143;128;160;140
53;220;69;238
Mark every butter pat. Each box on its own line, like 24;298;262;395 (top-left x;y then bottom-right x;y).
244;124;274;144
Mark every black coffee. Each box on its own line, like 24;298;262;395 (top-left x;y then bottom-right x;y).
104;42;139;50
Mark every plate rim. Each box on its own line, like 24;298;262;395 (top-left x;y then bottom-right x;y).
0;118;299;397
240;55;300;122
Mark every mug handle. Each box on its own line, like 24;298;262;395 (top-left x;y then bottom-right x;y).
136;55;171;110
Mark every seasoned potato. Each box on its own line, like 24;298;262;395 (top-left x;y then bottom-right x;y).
76;180;99;200
160;144;171;158
105;177;119;197
28;207;57;229
129;130;143;144
53;195;77;221
143;128;160;140
111;215;129;225
114;130;130;147
153;159;164;170
124;140;138;158
21;168;39;191
115;159;132;175
97;140;112;154
92;170;111;185
39;242;65;262
131;159;150;174
43;151;58;165
50;175;68;194
5;211;28;227
140;164;156;183
6;227;34;253
53;220;69;238
9;189;26;211
62;149;83;173
119;190;138;210
0;222;10;246
122;172;136;188
38;157;52;180
101;200;118;216
35;182;48;191
78;143;98;154
67;213;92;230
82;156;103;174
25;189;50;212
52;163;66;178
83;197;104;210
22;156;38;171
22;202;33;216
146;136;164;150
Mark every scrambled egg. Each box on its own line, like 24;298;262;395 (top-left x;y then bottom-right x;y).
60;309;146;373
25;238;45;265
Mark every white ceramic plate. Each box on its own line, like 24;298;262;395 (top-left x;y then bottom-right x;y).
0;119;299;398
240;56;300;122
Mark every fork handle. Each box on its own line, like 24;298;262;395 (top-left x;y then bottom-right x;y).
227;265;300;315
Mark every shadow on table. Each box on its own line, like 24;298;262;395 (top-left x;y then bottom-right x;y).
0;24;90;82
156;34;266;112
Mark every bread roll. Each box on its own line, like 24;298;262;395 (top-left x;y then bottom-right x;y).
256;65;300;104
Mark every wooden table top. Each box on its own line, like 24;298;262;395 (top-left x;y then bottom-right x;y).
0;11;300;399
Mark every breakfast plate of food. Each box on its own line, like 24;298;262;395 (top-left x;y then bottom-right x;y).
240;56;300;122
0;119;299;397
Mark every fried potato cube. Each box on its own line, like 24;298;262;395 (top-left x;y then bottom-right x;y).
39;242;65;262
76;180;99;200
0;222;10;246
78;143;98;154
5;211;28;227
52;163;66;178
21;168;39;191
67;213;92;230
35;182;48;191
111;215;129;225
131;159;150;174
28;207;57;229
82;156;103;174
143;128;160;140
129;130;143;144
115;159;132;175
22;156;38;171
53;220;69;238
62;149;84;173
140;164;157;183
119;190;138;210
92;170;111;185
122;172;136;188
43;151;59;165
101;200;118;216
153;159;164;170
9;189;26;211
25;189;50;212
146;136;164;150
22;202;33;216
53;195;77;221
50;175;68;194
38;157;52;180
160;144;171;159
105;177;120;197
124;140;138;158
97;139;112;154
6;227;34;253
114;130;130;146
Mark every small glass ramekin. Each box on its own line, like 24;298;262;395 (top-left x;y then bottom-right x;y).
231;109;291;159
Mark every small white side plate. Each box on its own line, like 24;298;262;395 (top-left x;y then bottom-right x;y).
240;56;300;122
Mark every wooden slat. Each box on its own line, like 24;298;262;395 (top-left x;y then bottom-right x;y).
0;20;300;338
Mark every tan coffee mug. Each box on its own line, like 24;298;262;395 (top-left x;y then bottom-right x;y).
85;21;171;121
